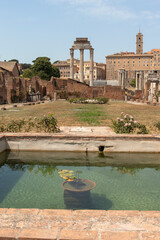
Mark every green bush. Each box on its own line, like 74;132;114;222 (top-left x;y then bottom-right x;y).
37;112;59;133
112;112;148;134
0;113;60;133
5;120;25;132
130;79;136;88
96;97;109;104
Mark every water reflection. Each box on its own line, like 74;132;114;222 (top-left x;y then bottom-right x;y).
112;167;140;176
3;163;57;178
0;151;160;210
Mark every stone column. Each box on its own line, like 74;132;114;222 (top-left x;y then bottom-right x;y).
138;72;144;90
118;70;122;86
136;72;139;90
90;48;94;86
80;49;84;83
70;48;74;79
121;70;125;89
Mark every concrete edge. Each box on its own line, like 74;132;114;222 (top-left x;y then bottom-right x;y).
0;133;160;153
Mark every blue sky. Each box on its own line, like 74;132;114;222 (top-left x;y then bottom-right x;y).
0;0;160;63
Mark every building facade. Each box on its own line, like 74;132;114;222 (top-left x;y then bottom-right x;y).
53;60;106;83
106;32;160;83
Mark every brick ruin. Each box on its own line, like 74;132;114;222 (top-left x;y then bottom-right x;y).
0;71;125;104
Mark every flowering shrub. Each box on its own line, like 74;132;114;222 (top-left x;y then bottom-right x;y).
37;112;60;133
112;112;148;134
0;112;60;133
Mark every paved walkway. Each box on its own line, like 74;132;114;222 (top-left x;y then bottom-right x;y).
0;209;160;239
60;126;115;136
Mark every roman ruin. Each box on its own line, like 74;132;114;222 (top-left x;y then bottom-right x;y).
70;38;94;86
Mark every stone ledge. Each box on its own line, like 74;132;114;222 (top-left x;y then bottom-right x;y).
1;132;160;153
0;209;160;239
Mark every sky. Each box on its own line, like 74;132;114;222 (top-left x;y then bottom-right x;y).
0;0;160;64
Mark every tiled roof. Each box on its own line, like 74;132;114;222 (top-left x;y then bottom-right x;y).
0;61;18;73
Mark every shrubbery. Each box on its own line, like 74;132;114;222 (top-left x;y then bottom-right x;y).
0;113;60;133
130;79;136;88
112;112;148;134
68;97;109;104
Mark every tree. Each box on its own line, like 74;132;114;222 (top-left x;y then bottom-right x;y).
32;57;60;81
52;65;60;78
21;63;32;70
23;69;33;79
8;59;19;63
53;60;60;64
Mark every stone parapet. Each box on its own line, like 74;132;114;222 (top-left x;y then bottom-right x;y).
0;209;160;239
0;130;160;153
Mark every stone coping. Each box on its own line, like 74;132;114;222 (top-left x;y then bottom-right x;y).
1;132;160;140
0;130;160;153
0;209;160;239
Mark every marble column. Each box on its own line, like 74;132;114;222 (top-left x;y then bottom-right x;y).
80;49;84;83
139;73;142;90
136;72;139;90
118;71;122;86
122;72;124;89
120;70;125;89
90;48;94;86
70;48;74;79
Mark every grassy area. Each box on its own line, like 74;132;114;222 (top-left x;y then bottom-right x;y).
75;105;105;125
0;100;160;133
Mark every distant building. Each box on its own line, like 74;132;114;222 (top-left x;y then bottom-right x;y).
106;32;160;83
0;61;20;77
53;59;106;83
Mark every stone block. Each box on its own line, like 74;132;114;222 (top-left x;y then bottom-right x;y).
18;228;58;240
0;228;19;240
101;231;139;240
59;230;98;240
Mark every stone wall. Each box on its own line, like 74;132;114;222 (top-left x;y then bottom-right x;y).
0;73;125;104
0;72;7;104
135;90;143;100
51;78;125;100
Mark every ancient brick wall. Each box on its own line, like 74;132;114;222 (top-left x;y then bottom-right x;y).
0;72;7;104
103;85;125;100
51;78;125;100
0;73;126;104
135;90;143;100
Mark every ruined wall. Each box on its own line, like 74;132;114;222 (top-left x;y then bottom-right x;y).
135;90;143;100
0;72;7;104
5;77;27;103
51;78;125;100
0;73;126;104
103;85;125;100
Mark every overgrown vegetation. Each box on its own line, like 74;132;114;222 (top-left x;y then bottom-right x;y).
69;97;109;104
0;112;60;133
130;79;136;88
112;112;148;134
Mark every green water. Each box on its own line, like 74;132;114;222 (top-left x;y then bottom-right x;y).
0;151;160;210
